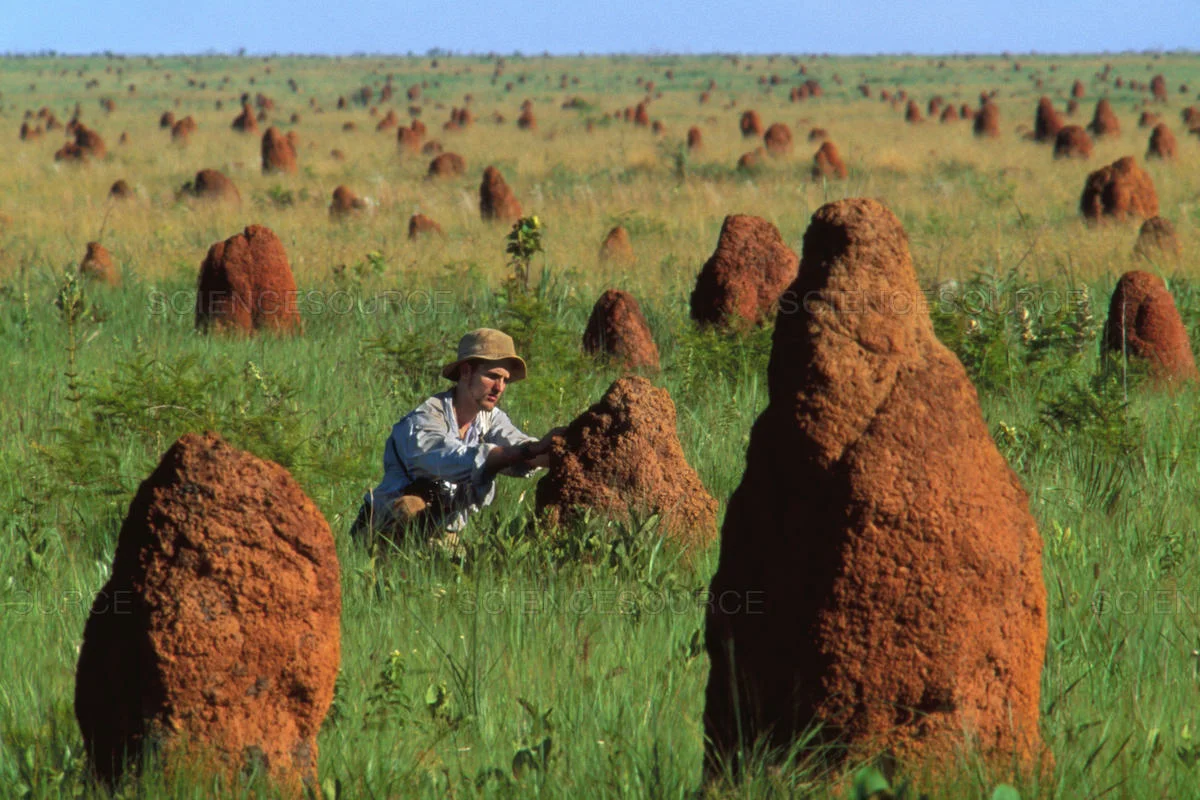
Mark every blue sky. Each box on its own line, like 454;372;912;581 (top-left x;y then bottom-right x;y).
3;1;1197;55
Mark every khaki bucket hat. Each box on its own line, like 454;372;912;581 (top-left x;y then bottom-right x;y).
441;328;528;382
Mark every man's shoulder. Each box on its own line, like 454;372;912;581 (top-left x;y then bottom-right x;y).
399;390;453;428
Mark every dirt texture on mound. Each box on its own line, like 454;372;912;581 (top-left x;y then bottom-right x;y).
1103;270;1196;383
427;151;465;178
170;115;196;143
329;185;367;216
79;241;118;285
702;197;1049;778
1033;97;1064;142
261;126;297;174
739;110;763;137
195;225;301;334
1054;125;1093;159
535;376;715;546
479;166;522;222
1146;123;1177;160
690;215;799;328
74;432;341;790
55;124;106;162
408;214;444;239
973;102;1001;137
1133;216;1181;260
1080;156;1158;222
181;169;240;204
811;140;848;180
232;103;259;133
598;225;635;264
763;122;793;156
582;289;660;371
1089;98;1121;137
397;126;422;152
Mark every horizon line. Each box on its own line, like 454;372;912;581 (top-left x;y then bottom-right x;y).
2;48;1197;60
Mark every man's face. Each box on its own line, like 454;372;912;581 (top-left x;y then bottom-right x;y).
461;362;511;411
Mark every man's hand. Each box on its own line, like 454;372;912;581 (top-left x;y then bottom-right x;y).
484;427;569;475
524;427;568;466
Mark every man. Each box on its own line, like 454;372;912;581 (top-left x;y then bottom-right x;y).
352;328;563;544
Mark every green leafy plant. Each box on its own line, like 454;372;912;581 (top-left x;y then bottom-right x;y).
364;649;411;727
504;214;544;294
53;270;87;406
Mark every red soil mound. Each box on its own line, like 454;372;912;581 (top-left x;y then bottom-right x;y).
598;225;635;264
1150;74;1168;101
55;125;106;162
261;126;297;174
1034;97;1064;142
1103;271;1196;382
690;215;799;328
739;109;763;137
703;197;1049;778
736;148;765;172
1146;123;1177;159
397;126;422;151
408;214;443;239
170;115;196;143
181;169;241;203
231;103;259;133
195;225;301;335
79;241;118;285
427;151;465;178
1089;98;1121;137
375;110;399;132
1133;216;1181;260
633;102;650;127
329;185;367;216
479;165;522;222
973;102;1001;137
582;289;660;371
75;432;340;789
763;122;793;156
811;140;848;180
1053;125;1093;159
1080;156;1158;222
535;376;715;546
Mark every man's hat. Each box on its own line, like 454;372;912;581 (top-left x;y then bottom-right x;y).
441;328;528;382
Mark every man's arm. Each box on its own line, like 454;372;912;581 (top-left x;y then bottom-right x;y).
402;410;498;483
484;411;566;476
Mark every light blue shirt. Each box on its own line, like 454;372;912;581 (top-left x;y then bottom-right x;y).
361;390;538;532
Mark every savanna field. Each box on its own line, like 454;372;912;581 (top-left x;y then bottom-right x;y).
2;51;1200;798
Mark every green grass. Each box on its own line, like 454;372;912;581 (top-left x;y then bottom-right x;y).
3;51;1200;798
